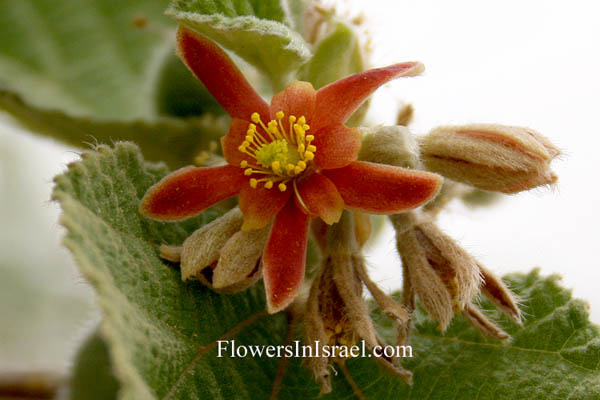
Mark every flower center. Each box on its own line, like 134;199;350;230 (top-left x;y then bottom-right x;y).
237;111;316;192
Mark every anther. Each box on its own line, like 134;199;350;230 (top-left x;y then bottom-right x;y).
304;152;315;161
276;111;284;120
250;178;258;188
278;183;287;192
240;160;248;168
271;161;281;172
251;112;260;123
264;181;274;189
244;168;253;176
307;145;317;152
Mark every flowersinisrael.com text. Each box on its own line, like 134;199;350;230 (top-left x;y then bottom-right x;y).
216;340;412;359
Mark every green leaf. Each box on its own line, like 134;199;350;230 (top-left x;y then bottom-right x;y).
69;329;120;400
299;22;364;90
55;143;599;399
0;0;174;119
1;90;227;169
299;21;368;126
154;53;226;118
166;0;311;90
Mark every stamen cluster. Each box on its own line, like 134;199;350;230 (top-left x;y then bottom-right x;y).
238;111;316;192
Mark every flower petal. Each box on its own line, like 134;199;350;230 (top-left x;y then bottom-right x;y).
312;124;361;169
221;118;254;166
312;62;424;131
176;25;269;120
270;80;316;122
238;184;291;230
140;165;245;221
263;199;310;313
295;173;344;225
322;161;442;214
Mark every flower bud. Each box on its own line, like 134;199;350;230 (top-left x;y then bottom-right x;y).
391;212;482;330
211;226;269;292
359;125;420;169
396;103;414;126
420;124;560;193
304;212;411;393
179;208;243;281
478;264;522;324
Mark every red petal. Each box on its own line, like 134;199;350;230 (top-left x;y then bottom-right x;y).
270;81;316;123
238;184;291;230
295;173;344;225
263;199;310;313
221;118;254;166
177;25;269;120
312;62;424;131
140;165;245;221
322;161;442;214
312;124;361;169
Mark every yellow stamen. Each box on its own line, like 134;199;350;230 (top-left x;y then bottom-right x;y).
335;324;343;334
271;161;281;173
239;111;316;190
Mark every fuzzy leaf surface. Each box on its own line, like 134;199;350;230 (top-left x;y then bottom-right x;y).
55;143;599;399
166;0;311;89
0;0;174;119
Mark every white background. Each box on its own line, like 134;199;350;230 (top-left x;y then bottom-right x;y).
361;0;600;322
1;0;599;372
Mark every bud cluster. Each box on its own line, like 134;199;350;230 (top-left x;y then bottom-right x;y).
159;207;269;293
304;211;412;394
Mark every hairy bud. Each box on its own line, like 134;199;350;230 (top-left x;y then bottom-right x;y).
212;226;269;292
179;208;243;281
420;124;560;193
359;125;420;169
391;212;482;330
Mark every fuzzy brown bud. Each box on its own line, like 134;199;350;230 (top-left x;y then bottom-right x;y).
179;208;243;281
359;126;420;169
304;212;412;392
420;124;560;193
391;212;482;330
211;226;269;292
478;264;522;324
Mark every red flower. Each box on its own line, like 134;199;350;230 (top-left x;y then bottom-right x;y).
140;26;443;313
